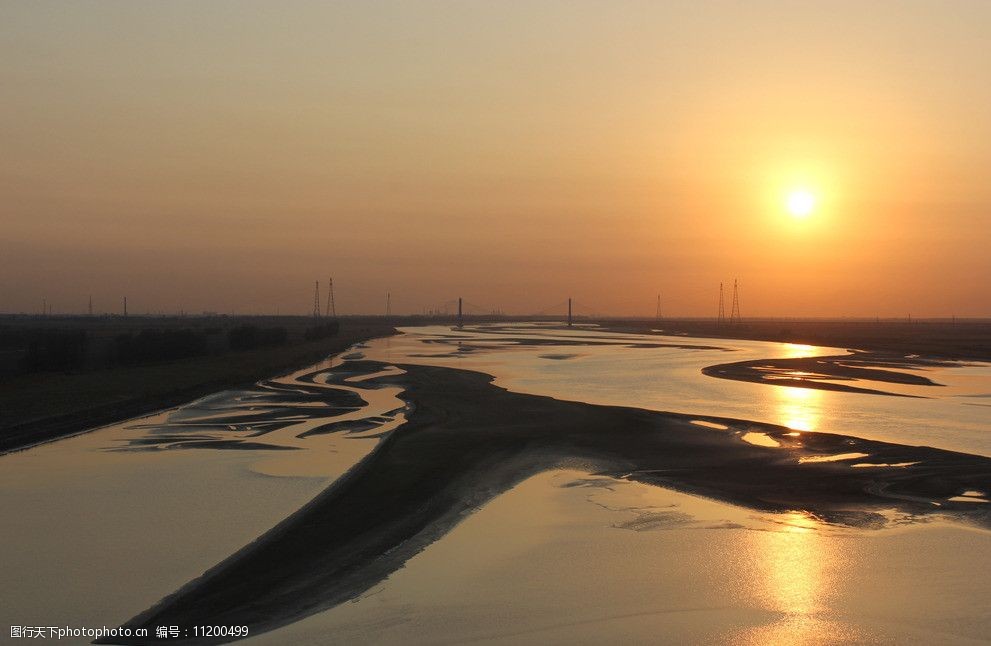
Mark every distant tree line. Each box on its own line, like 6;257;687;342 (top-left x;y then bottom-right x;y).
20;329;88;372
227;325;288;351
2;320;338;376
113;329;208;366
304;320;340;340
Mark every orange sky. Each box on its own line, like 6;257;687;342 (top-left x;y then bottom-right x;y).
2;2;990;316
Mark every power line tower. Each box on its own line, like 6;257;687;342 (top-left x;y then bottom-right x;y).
312;280;321;317
386;292;391;316
325;278;336;318
730;279;741;324
717;283;725;324
457;297;463;329
655;294;662;320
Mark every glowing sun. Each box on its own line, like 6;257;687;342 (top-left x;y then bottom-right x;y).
786;190;816;218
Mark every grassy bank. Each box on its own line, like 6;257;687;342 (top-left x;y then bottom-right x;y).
0;321;396;453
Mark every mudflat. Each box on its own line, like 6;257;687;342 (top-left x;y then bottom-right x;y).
104;359;991;644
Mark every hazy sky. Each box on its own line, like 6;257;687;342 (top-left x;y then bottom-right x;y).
3;1;990;316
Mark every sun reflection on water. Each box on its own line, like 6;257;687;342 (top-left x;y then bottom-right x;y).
781;343;817;359
759;512;826;621
775;386;822;432
731;511;854;645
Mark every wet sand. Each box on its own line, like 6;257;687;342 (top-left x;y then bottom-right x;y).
0;324;395;455
701;351;957;397
104;359;991;644
0;353;412;646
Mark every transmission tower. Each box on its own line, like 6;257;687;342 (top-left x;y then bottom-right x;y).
325;278;336;318
655;294;662;320
457;297;463;329
730;279;741;324
717;283;725;324
313;280;321;317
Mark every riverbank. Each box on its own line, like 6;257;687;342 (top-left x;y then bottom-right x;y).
701;350;954;397
0;322;395;454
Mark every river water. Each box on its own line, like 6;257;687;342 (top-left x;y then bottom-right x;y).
1;324;989;645
367;323;991;457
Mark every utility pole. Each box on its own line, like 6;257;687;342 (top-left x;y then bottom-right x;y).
457;297;463;329
717;283;725;325
325;278;336;318
567;298;573;327
730;279;741;325
88;295;93;316
386;292;391;316
123;297;128;317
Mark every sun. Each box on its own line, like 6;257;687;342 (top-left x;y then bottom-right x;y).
786;189;816;218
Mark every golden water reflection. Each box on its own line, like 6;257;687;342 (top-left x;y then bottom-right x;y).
764;512;825;615
733;511;852;645
775;385;822;432
781;343;817;359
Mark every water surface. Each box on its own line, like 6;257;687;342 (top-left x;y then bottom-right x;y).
366;323;991;456
2;323;989;645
